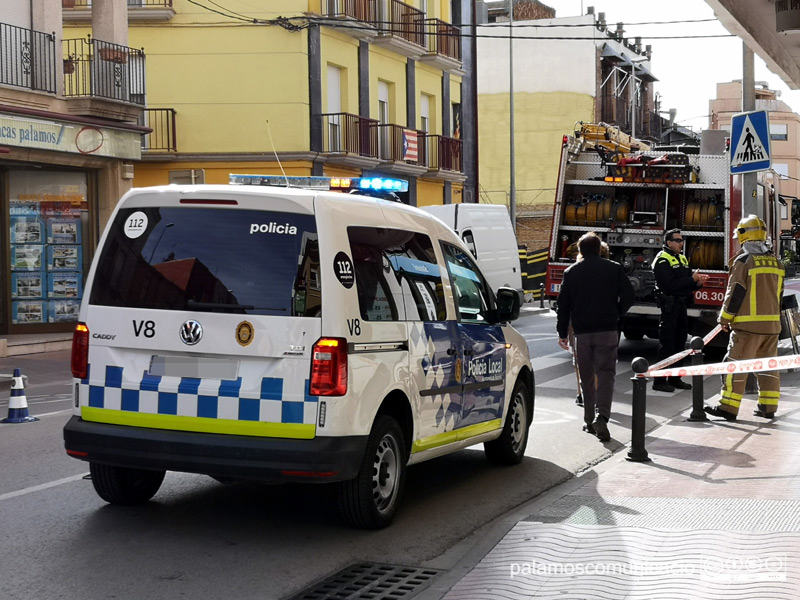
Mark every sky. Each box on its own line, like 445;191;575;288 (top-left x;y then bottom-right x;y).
542;0;800;133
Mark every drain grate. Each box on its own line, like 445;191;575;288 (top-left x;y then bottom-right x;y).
286;562;442;600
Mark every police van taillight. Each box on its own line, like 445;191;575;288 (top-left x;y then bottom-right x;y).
310;337;348;396
71;322;89;379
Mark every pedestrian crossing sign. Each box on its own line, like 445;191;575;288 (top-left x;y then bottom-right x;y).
730;110;771;174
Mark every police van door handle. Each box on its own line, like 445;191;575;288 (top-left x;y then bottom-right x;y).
446;347;459;356
463;348;475;356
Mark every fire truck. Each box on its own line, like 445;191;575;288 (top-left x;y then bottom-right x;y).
545;123;754;345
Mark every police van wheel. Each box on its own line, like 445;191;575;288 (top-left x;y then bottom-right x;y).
89;463;165;505
338;415;406;530
484;380;530;465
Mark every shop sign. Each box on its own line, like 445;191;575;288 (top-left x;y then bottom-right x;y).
0;114;141;160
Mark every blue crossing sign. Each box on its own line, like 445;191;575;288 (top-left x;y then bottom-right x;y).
730;110;771;174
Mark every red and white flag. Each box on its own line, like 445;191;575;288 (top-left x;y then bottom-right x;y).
403;129;418;162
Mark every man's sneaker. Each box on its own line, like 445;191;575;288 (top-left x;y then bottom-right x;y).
582;423;596;434
704;405;737;422
652;380;675;393
753;408;776;419
669;378;692;390
592;418;611;442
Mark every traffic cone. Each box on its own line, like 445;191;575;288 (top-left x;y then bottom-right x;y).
2;368;39;423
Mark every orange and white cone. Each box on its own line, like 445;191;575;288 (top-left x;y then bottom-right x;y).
2;368;38;423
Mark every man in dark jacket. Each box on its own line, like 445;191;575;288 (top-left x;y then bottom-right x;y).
652;229;709;392
557;232;635;441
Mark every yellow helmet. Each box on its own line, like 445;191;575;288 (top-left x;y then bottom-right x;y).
734;214;767;243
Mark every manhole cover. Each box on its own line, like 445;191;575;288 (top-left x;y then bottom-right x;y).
286;562;442;600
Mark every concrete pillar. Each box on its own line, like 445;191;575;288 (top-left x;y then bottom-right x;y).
92;0;129;46
33;0;64;96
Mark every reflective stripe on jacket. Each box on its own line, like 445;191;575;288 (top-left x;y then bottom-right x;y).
720;252;784;334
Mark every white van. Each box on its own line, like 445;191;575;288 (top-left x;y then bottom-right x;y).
421;204;523;294
63;182;534;529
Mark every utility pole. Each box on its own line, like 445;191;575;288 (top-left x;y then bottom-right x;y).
742;44;758;217
508;0;516;232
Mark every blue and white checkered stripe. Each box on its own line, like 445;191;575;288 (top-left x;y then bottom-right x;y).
79;364;317;425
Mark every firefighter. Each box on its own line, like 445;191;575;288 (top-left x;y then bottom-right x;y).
705;215;785;421
652;228;709;392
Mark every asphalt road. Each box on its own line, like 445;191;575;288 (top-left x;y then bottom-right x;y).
0;314;701;600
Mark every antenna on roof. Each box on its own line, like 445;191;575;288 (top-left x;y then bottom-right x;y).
266;120;290;187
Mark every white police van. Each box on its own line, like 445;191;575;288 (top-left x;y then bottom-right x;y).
64;176;534;529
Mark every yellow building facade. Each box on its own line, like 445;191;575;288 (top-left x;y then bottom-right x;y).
65;0;467;206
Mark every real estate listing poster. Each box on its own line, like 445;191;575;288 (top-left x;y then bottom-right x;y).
12;300;46;324
49;299;81;322
11;244;44;271
11;272;44;299
10;216;43;244
48;245;82;271
48;272;82;298
47;218;82;245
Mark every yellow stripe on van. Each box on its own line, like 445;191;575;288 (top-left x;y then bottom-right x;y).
411;419;502;453
81;407;315;439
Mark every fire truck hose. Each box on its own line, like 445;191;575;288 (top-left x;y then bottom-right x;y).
646;325;724;373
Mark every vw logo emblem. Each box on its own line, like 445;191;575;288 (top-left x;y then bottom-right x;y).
179;320;203;345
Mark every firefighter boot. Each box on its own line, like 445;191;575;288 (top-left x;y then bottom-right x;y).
704;405;738;422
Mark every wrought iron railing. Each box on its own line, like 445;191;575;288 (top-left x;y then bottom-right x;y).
141;108;176;151
63;37;146;105
64;0;173;8
321;0;376;22
423;18;461;61
380;0;424;47
0;21;57;93
375;123;426;165
423;134;462;172
322;113;379;157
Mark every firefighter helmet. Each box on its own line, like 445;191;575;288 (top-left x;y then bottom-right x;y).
733;214;767;243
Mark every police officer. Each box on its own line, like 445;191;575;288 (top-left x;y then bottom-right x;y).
705;215;785;421
652;228;709;392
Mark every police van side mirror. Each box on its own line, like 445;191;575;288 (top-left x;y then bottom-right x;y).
493;287;522;323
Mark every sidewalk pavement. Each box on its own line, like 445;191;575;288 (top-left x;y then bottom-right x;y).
421;368;800;599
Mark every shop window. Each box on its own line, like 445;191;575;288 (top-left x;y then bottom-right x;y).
8;170;88;326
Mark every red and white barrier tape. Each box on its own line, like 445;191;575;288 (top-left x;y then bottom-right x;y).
646;352;800;379
646;324;724;374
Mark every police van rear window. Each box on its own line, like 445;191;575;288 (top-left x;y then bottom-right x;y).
90;207;319;316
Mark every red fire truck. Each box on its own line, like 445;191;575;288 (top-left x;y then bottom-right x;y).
544;124;755;345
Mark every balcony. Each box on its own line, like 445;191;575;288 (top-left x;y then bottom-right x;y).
0;21;57;95
141;107;176;152
63;0;175;23
63;37;146;122
376;123;428;177
419;19;462;73
321;112;380;169
372;0;425;59
422;134;465;181
320;0;378;41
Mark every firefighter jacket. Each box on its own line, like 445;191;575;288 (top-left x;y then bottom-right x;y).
653;247;698;304
720;251;784;334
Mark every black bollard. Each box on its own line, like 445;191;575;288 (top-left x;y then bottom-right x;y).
539;282;545;309
627;356;651;462
687;336;708;422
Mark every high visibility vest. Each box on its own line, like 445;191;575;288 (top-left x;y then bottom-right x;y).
653;250;689;269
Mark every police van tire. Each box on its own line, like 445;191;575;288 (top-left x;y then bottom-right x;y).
338;415;407;530
89;462;165;505
484;379;530;465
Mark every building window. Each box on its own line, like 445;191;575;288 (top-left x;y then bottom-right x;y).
770;123;788;141
773;163;789;179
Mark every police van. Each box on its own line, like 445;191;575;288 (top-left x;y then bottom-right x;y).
63;175;535;529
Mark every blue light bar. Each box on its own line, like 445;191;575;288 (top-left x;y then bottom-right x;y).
229;174;331;189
